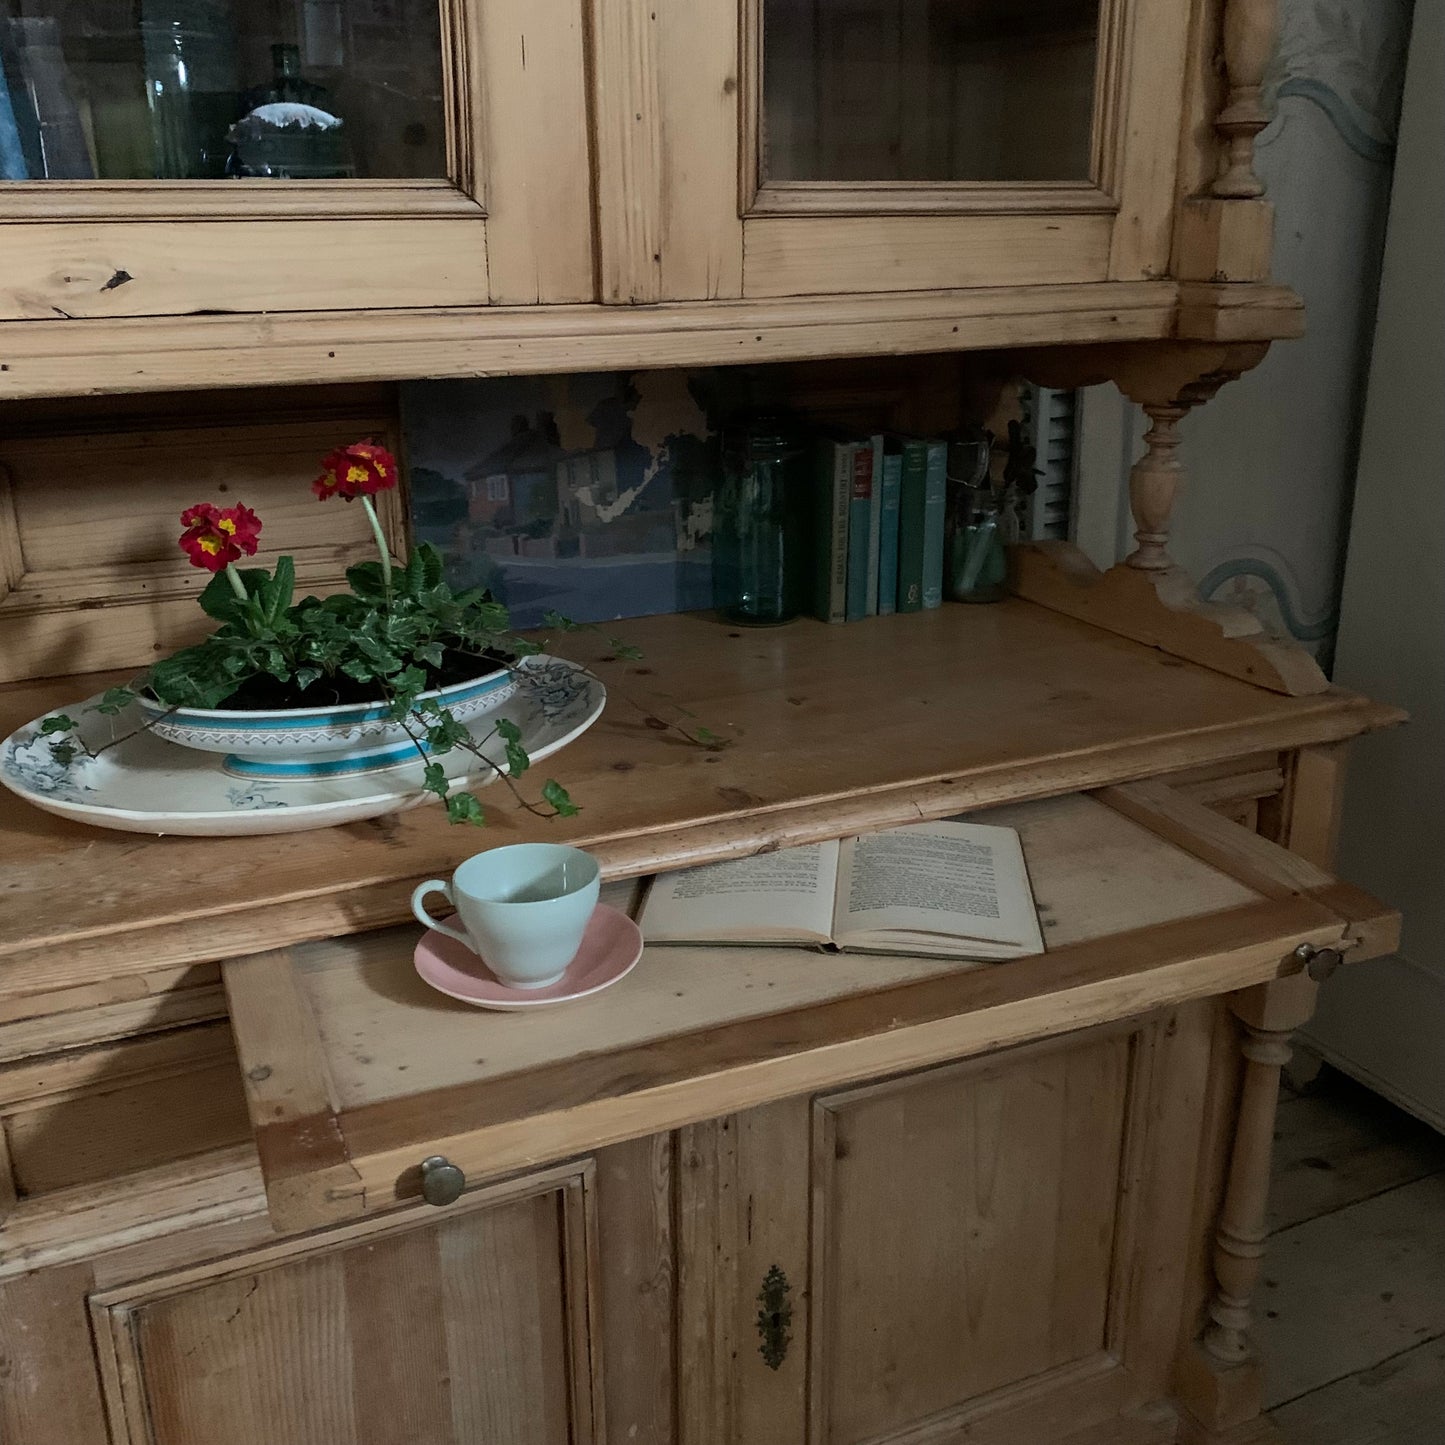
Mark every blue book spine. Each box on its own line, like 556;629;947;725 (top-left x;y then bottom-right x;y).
844;443;874;623
864;434;884;615
877;451;902;616
921;440;948;609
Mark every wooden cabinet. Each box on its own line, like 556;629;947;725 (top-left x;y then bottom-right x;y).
0;0;1297;394
88;1163;600;1445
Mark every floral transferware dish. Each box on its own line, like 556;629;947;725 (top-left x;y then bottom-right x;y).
0;657;603;838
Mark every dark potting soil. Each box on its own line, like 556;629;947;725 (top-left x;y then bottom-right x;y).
200;648;513;712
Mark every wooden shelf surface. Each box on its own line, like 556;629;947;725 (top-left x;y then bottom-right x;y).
0;602;1398;1003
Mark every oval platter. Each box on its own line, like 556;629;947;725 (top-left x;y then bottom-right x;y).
0;657;604;838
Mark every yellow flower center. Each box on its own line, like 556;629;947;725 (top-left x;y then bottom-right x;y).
217;518;237;535
199;537;221;554
346;464;369;484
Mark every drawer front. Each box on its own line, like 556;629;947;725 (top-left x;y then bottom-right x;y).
89;1163;599;1445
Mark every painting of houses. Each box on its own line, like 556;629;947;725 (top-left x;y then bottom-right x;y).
402;372;721;627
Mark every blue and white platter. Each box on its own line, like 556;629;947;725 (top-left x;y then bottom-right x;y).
0;657;604;838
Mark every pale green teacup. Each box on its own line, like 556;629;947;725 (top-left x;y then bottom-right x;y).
411;843;601;989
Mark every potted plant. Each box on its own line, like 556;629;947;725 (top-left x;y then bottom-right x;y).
36;441;611;826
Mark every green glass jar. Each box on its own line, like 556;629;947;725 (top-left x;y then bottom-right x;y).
945;431;1009;604
714;415;809;625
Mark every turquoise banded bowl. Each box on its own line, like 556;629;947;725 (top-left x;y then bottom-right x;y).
136;666;518;781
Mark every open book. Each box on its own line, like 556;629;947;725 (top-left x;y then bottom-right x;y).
639;820;1043;961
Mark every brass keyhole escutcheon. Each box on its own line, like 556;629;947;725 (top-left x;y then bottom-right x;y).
756;1264;793;1370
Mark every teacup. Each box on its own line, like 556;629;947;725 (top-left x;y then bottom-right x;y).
411;844;601;989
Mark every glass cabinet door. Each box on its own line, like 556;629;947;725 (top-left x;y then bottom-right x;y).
0;0;446;183
0;0;596;321
740;0;1192;298
762;0;1100;185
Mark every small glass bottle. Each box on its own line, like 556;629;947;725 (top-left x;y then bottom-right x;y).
714;415;808;625
946;430;1009;604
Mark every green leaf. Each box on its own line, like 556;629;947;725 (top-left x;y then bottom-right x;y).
541;610;579;632
541;779;579;817
197;569;251;626
341;658;378;684
40;714;77;735
421;762;449;800
495;718;522;743
418;542;445;590
262;554;296;627
344;560;389;601
446;792;487;826
425;712;470;755
91;687;136;717
608;639;644;661
294;666;322;692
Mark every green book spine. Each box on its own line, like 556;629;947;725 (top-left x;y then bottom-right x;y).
896;439;929;614
812;438;851;623
844;443;874;623
922;439;948;609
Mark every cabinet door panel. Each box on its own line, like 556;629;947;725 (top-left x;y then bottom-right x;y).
91;1168;596;1445
811;1029;1131;1443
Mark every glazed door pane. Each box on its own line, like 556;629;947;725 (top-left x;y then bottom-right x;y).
762;0;1101;183
0;0;446;181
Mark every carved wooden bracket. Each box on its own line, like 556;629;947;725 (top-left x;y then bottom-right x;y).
1007;341;1328;696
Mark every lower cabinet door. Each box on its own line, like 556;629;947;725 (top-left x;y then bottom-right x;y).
88;1163;599;1445
688;1007;1214;1445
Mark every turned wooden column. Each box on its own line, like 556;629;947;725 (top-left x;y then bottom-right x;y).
1125;403;1188;572
1213;0;1279;199
1200;1015;1295;1365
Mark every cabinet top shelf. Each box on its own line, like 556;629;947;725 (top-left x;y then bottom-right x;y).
0;601;1395;1003
0;281;1301;401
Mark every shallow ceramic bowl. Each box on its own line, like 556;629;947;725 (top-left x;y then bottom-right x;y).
135;666;519;780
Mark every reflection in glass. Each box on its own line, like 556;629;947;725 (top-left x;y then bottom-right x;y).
0;0;445;181
763;0;1101;184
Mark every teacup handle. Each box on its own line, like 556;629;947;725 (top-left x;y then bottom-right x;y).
411;880;473;949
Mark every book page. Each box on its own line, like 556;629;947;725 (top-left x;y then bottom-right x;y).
640;840;840;945
832;821;1043;958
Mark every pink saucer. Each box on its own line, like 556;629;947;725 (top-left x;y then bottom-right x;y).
414;903;642;1010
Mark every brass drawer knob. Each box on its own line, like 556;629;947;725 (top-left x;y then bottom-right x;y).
1294;942;1344;982
420;1155;466;1206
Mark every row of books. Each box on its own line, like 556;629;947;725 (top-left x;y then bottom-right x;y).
814;435;947;623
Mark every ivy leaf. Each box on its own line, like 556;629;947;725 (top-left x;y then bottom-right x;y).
294;666;322;692
421;762;449;800
40;714;77;735
425;712;470;756
541;779;579;817
341;658;377;684
92;687;136;717
446;792;487;826
542;610;580;632
494;716;529;777
608;638;644;661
